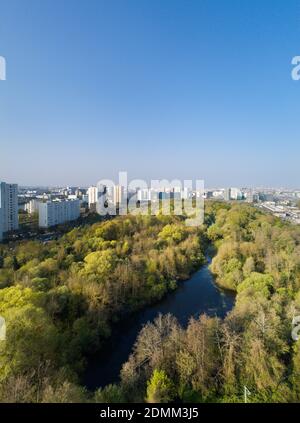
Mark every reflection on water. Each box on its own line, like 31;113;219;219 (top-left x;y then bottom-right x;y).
84;259;235;390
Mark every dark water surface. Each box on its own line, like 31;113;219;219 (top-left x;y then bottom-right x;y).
83;257;235;390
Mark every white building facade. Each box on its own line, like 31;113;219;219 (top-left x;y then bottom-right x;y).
113;185;125;205
87;186;98;207
25;199;40;214
230;188;243;200
39;199;80;228
0;182;19;241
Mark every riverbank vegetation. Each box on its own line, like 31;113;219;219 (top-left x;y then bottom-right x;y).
112;202;300;403
1;202;300;403
0;214;205;402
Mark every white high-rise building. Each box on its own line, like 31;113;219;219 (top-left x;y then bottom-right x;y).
87;186;98;207
113;185;125;205
38;199;80;228
224;188;231;201
0;182;19;241
137;188;151;202
25;199;40;214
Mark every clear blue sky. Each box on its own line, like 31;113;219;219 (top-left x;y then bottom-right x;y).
0;0;300;188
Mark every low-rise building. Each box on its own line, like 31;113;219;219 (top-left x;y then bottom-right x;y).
230;187;243;200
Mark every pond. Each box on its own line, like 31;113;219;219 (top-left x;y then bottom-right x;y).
84;256;235;390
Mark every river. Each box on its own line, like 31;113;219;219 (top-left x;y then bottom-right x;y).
83;256;235;390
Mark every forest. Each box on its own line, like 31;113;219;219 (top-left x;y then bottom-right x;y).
0;202;300;402
0;213;205;402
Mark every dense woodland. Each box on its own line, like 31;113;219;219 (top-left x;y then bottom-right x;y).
0;213;205;402
114;203;300;403
0;202;300;402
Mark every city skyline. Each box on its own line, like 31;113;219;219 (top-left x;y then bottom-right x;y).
1;0;300;187
11;180;300;191
13;184;300;192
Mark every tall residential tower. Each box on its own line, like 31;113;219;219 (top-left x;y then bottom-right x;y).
0;181;19;241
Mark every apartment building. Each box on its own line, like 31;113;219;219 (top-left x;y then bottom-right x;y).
0;181;19;241
38;199;80;228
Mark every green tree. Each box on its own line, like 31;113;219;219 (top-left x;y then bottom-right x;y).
94;384;125;403
146;369;175;403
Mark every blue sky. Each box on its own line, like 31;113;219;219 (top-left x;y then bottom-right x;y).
0;0;300;187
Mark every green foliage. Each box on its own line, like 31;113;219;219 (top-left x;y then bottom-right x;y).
1;203;300;403
118;203;300;403
158;224;187;244
41;381;88;403
0;287;60;385
237;272;274;297
0;214;204;402
83;249;116;279
94;384;125;403
146;369;175;403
